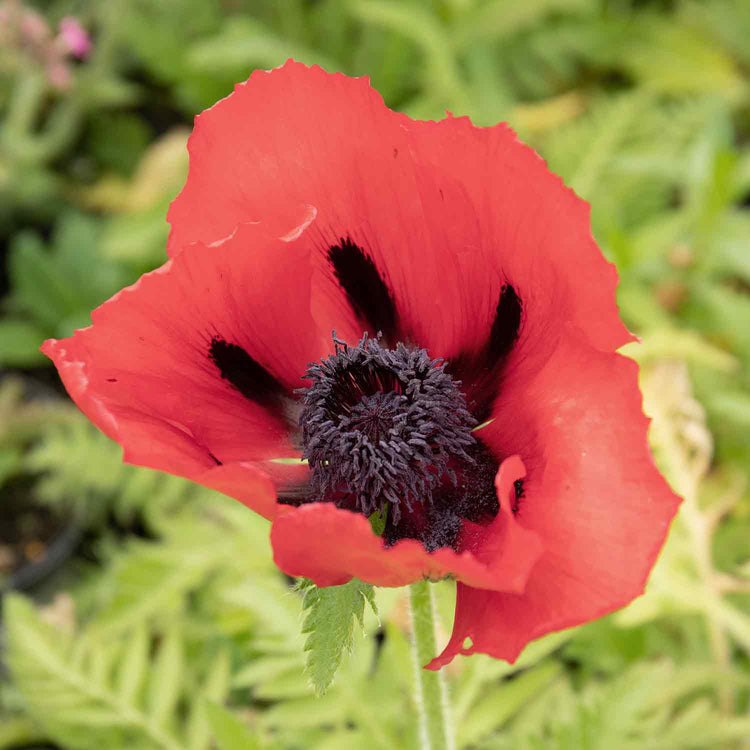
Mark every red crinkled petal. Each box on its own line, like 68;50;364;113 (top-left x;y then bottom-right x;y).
42;221;333;518
41;341;278;517
46;63;676;666
456;455;543;592
167;60;630;365
427;327;681;668
269;455;543;591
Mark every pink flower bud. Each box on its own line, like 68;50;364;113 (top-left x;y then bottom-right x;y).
58;15;91;59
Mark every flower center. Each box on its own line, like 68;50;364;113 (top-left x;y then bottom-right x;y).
299;334;477;525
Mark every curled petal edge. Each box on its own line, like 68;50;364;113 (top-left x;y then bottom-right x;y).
41;337;279;520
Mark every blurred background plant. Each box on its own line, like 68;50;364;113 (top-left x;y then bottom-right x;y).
0;0;749;748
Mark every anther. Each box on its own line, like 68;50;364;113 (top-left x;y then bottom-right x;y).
298;333;477;525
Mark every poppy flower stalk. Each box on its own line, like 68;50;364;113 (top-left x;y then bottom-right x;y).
410;580;454;750
42;59;681;695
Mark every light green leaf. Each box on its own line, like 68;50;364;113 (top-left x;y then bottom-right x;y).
458;661;563;748
252;669;313;702
347;0;466;107
0;319;48;366
204;701;261;750
232;656;305;689
619;328;738;372
148;625;183;728
3;593;185;750
116;623;149;704
187;17;340;75
260;694;351;730
186;649;231;750
368;506;388;536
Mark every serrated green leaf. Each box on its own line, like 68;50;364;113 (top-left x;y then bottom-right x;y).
296;578;378;696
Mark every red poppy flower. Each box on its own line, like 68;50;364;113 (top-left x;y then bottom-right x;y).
43;61;680;667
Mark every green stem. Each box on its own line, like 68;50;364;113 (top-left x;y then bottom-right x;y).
3;72;46;150
409;580;454;750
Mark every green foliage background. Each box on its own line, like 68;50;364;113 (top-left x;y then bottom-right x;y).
1;0;749;748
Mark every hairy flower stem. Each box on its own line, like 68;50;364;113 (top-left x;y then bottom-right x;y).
409;581;454;750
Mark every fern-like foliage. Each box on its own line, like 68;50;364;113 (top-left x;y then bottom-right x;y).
4;594;232;750
25;417;203;529
486;661;750;750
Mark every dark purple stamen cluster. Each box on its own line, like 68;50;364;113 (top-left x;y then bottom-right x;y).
299;333;477;524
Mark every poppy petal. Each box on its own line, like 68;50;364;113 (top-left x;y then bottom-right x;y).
193;462;278;520
456;455;544;593
403;116;632;356
269;458;543;593
428;327;681;667
43;62;679;674
167;60;630;366
42;221;331;503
